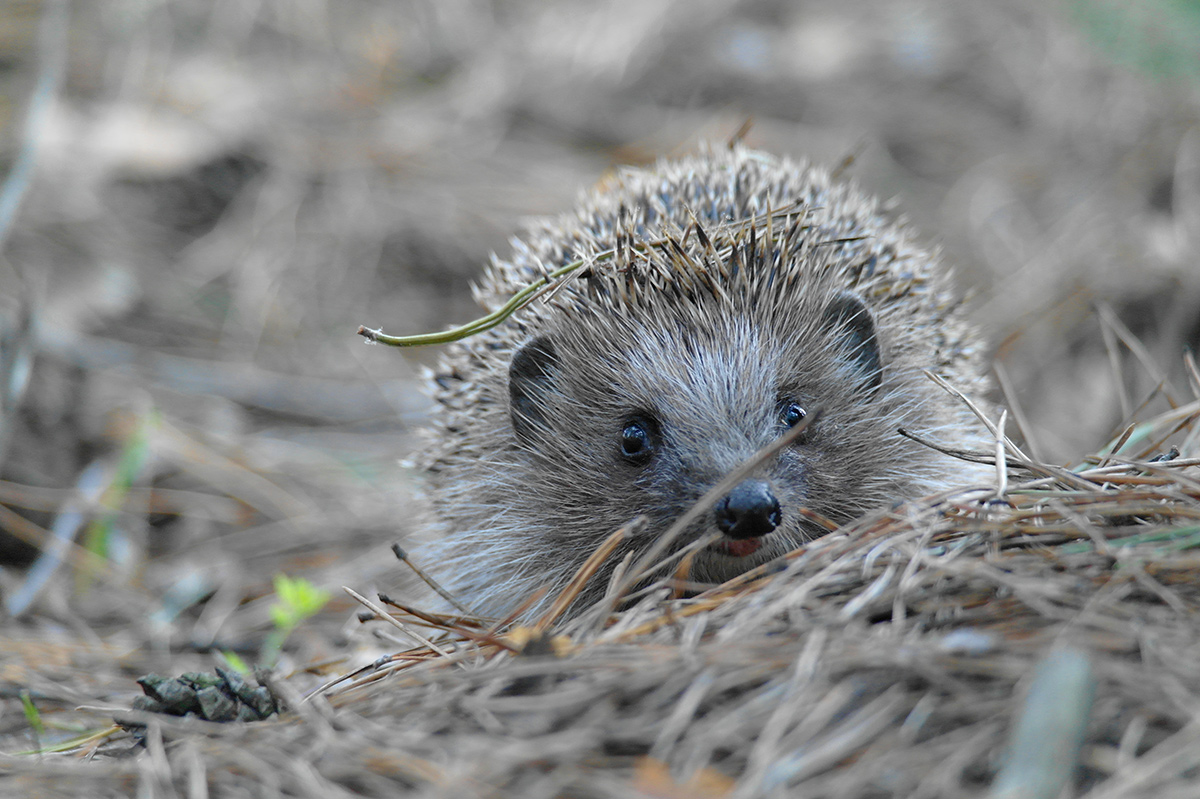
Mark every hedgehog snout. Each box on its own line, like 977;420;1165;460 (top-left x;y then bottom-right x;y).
714;479;781;539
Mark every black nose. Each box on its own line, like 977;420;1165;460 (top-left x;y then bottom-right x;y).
714;479;781;539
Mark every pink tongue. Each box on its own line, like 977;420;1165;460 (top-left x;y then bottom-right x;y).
717;538;761;558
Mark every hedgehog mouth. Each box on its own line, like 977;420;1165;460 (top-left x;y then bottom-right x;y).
706;537;763;558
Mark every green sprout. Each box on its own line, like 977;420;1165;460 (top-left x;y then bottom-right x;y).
20;690;44;737
218;649;252;675
259;574;331;669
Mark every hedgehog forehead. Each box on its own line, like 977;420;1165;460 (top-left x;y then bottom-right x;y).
547;301;781;425
544;251;839;346
537;269;878;421
543;209;859;323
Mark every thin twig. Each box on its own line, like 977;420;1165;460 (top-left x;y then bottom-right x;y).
1097;303;1178;403
994;361;1044;462
391;543;477;616
356;204;807;348
343;587;458;662
533;523;630;634
611;408;822;606
1098;308;1132;422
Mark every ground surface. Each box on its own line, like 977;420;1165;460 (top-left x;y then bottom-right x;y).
0;1;1199;797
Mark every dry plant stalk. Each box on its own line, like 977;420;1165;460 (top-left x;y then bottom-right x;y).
282;380;1200;797
36;364;1200;799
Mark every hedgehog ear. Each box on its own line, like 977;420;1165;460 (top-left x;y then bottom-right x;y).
821;291;883;392
509;336;560;444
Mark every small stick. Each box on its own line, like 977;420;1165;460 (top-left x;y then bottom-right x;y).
533;524;630;634
1133;411;1200;462
896;427;1000;465
671;549;699;600
1097;302;1178;403
1184;350;1200;397
830;138;867;181
727;117;754;149
1102;455;1200;494
1098;307;1133;421
491;586;551;633
343;587;456;661
993;361;1044;463
795;506;841;532
1097;423;1136;468
924;371;1034;466
356;204;807;349
376;593;483;631
377;594;518;652
357;255;596;348
994;409;1009;500
611;408;822;607
391;543;476;616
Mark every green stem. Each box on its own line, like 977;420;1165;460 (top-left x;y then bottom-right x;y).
358;254;598;348
356;203;812;349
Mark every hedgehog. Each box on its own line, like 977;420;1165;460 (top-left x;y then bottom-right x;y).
414;145;993;620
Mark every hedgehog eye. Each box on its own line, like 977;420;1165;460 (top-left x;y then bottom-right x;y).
619;417;657;465
780;401;811;443
781;402;807;428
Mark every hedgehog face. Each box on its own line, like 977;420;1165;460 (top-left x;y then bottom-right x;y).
505;289;903;589
420;147;994;621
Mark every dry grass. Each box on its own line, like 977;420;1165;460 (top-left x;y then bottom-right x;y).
5;389;1200;797
0;0;1199;796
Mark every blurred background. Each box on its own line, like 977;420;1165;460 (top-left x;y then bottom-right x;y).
0;0;1198;722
